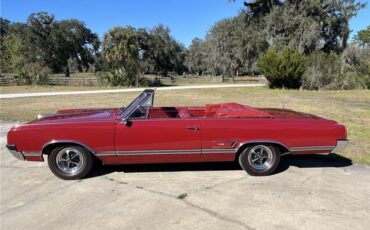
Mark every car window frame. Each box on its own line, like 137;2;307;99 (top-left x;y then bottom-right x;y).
123;92;153;120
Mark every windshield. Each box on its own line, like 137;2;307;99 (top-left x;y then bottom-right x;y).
120;93;145;116
120;91;153;118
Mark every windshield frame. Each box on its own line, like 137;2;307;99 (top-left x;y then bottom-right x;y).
119;90;154;119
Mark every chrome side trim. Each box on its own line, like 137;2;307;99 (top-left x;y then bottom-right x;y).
202;149;237;154
331;140;349;153
237;140;290;152
117;149;201;155
42;140;97;156
237;140;339;154
95;148;238;157
289;146;335;152
78;141;346;158
95;151;116;156
23;152;42;157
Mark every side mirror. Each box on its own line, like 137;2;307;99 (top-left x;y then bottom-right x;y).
122;117;128;125
121;117;132;127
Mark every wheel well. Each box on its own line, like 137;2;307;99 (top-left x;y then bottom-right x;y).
235;142;290;160
42;142;96;157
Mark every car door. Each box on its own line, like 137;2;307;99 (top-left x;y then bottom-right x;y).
199;118;241;162
114;118;202;164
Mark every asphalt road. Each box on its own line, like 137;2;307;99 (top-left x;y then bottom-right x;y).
1;120;370;230
0;83;266;99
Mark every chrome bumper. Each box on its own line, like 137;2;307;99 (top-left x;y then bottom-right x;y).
331;140;349;153
6;144;25;161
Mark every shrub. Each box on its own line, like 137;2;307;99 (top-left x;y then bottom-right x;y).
99;68;137;86
303;47;370;90
14;63;50;85
258;48;306;89
341;46;370;89
302;51;341;90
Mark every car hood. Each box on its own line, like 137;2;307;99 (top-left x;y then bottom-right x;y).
27;108;121;124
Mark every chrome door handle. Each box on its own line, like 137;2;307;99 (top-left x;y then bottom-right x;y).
187;126;200;131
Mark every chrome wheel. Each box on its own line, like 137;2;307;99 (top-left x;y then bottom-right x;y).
56;147;84;175
247;145;274;171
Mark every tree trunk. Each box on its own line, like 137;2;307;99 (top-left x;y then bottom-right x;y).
65;66;70;78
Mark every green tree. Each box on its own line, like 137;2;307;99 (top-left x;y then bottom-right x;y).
353;25;370;47
205;18;239;78
185;38;207;75
26;12;100;77
240;0;366;53
141;25;185;76
258;48;307;89
51;19;100;76
1;21;29;73
202;14;268;78
232;13;268;74
26;12;55;66
102;26;140;86
243;0;281;18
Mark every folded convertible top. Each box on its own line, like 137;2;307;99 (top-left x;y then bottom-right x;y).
206;103;273;118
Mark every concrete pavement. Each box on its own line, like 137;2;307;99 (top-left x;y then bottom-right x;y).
1;121;370;230
0;84;266;99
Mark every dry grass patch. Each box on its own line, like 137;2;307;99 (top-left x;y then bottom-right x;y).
1;87;369;164
0;85;123;94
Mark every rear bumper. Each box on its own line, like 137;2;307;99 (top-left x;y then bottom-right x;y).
6;144;25;161
331;140;349;153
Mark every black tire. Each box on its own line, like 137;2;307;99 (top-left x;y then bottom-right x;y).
238;144;280;176
48;145;94;180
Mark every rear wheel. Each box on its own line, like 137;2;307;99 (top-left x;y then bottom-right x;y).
48;146;94;180
238;144;280;176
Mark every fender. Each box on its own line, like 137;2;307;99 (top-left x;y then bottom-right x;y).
236;140;290;155
42;140;98;156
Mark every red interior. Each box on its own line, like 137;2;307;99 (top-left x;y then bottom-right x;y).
149;103;273;119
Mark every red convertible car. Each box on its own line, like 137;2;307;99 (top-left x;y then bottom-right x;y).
6;89;348;179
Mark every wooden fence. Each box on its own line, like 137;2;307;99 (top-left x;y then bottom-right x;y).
0;74;263;86
47;76;99;86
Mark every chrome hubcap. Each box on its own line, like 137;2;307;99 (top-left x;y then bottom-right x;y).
247;145;273;171
56;148;84;175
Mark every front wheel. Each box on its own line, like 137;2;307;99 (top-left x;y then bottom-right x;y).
238;144;280;176
48;146;94;180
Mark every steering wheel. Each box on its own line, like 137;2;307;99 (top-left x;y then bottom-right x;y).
137;105;146;116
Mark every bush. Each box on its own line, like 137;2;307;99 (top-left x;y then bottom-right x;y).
303;47;370;90
258;48;306;89
99;68;137;86
14;63;50;85
341;46;370;89
302;52;341;90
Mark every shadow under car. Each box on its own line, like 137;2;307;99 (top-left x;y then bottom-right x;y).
87;153;352;178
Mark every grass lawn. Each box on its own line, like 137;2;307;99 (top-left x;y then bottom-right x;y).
1;87;369;164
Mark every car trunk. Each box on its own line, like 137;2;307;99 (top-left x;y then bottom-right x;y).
258;108;326;120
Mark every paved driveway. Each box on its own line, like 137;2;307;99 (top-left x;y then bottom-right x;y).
1;121;369;230
0;84;266;99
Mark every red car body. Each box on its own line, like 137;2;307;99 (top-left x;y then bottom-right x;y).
6;89;348;170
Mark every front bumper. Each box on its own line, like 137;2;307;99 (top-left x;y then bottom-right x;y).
6;144;25;161
331;140;349;153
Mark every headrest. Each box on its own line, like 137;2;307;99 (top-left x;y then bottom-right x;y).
178;108;192;119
